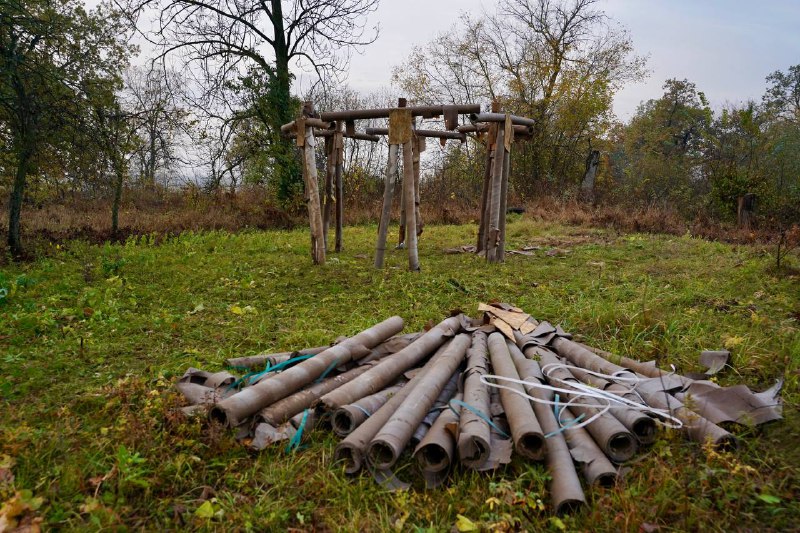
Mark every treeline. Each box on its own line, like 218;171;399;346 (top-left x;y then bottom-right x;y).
1;0;798;258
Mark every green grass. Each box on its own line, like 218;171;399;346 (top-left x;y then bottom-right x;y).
1;219;799;531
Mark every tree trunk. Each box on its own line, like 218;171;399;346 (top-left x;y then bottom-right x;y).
398;172;406;249
302;124;325;265
737;193;755;229
8;147;32;257
111;158;125;238
580;150;600;203
270;0;301;204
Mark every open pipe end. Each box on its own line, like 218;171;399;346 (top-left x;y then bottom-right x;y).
594;472;618;488
520;433;546;461
331;410;356;437
607;433;637;463
555;498;586;516
633;417;658;445
459;438;490;468
367;440;397;470
419;445;449;473
209;406;229;427
334;443;362;475
714;434;739;452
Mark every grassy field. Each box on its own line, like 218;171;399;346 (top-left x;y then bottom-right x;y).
1;218;799;531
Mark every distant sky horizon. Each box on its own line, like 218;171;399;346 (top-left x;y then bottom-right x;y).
338;0;800;120
99;0;800;121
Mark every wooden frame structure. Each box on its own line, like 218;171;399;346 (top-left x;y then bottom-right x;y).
280;100;535;269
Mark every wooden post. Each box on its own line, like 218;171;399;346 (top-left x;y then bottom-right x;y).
323;134;335;252
485;125;506;263
737;193;755;229
403;138;419;271
389;99;419;272
476;135;494;253
498;145;510;261
497;115;513;262
300;117;325;265
334;125;344;252
375;143;399;268
413;135;424;237
396;98;408;250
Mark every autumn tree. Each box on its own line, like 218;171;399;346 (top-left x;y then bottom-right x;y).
621;79;711;211
761;65;800;269
0;0;130;256
393;0;646;197
704;102;765;223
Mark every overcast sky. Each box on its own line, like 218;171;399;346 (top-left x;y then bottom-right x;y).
339;0;800;119
109;0;800;121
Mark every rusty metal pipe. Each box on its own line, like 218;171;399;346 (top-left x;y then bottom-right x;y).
487;332;545;460
320;316;463;410
331;384;405;437
209;316;404;427
226;345;331;371
256;363;374;426
334;340;454;474
367;333;470;469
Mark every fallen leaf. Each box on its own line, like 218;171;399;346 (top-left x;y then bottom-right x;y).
79;498;102;514
455;514;478;532
757;494;781;505
194;500;215;519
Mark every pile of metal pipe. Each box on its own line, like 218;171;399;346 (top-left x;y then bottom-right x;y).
176;303;781;514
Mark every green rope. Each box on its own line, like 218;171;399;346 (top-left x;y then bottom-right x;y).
449;399;510;439
286;409;310;452
545;393;585;438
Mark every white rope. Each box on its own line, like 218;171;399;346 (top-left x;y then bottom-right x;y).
540;362;641;384
479;373;683;430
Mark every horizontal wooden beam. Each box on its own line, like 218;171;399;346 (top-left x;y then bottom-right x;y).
280;117;332;133
365;127;466;141
320;104;480;124
457;123;534;136
285;129;380;142
468;112;535;127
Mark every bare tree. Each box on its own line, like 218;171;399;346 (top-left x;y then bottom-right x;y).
122;66;189;189
393;0;646;196
125;0;380;203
